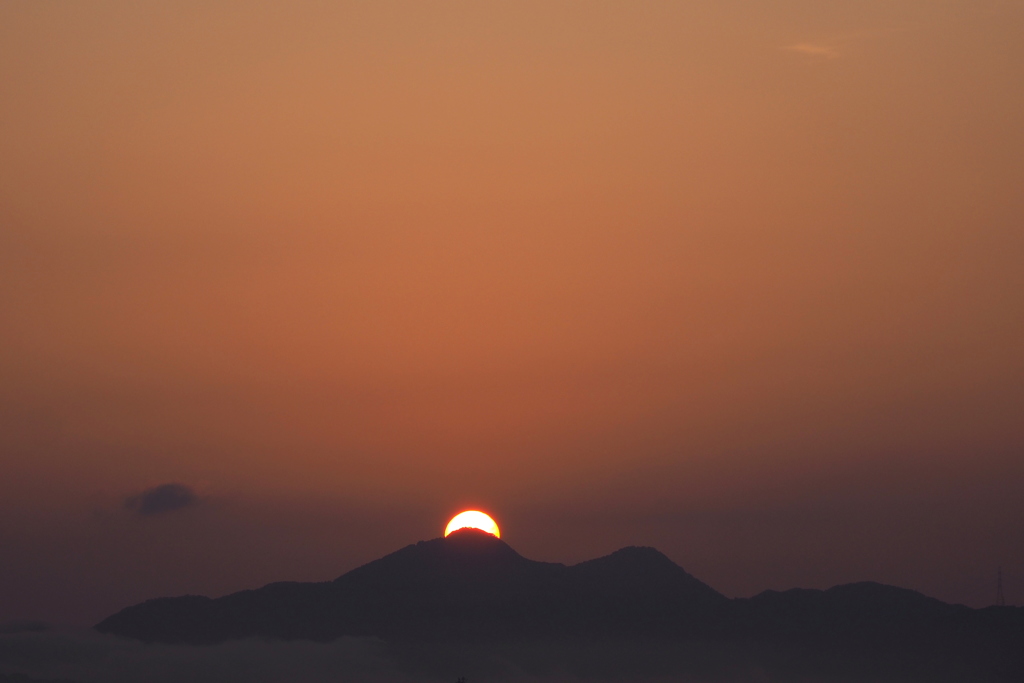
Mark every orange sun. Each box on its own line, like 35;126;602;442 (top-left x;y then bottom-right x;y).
444;510;500;538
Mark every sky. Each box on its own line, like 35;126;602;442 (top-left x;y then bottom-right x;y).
1;0;1023;626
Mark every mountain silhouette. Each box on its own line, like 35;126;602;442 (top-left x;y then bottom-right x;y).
97;529;727;643
96;529;1024;680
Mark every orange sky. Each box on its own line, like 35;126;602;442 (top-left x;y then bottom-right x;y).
1;1;1023;624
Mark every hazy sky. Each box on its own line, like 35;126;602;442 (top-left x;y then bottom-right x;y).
2;0;1023;625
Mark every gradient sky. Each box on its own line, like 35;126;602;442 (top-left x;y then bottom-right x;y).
1;0;1023;625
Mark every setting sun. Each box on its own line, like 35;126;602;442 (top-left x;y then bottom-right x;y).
445;511;500;538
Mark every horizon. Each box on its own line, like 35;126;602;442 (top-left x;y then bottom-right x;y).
8;512;1015;631
8;525;1020;682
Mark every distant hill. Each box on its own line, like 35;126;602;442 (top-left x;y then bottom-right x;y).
96;529;1024;681
97;529;727;643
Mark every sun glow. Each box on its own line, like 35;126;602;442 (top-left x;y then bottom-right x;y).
444;510;500;538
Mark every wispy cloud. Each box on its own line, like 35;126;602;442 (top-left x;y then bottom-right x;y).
783;24;917;60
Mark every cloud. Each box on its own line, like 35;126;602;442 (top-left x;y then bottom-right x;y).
125;483;198;516
783;42;840;59
783;23;917;60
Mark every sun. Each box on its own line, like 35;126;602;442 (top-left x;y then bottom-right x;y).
444;510;500;538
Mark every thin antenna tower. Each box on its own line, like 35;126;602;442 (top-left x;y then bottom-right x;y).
996;567;1006;607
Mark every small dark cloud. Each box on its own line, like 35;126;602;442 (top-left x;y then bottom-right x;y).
125;483;198;517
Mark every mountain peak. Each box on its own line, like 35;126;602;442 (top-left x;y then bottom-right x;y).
334;527;536;586
571;545;727;609
440;526;513;550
